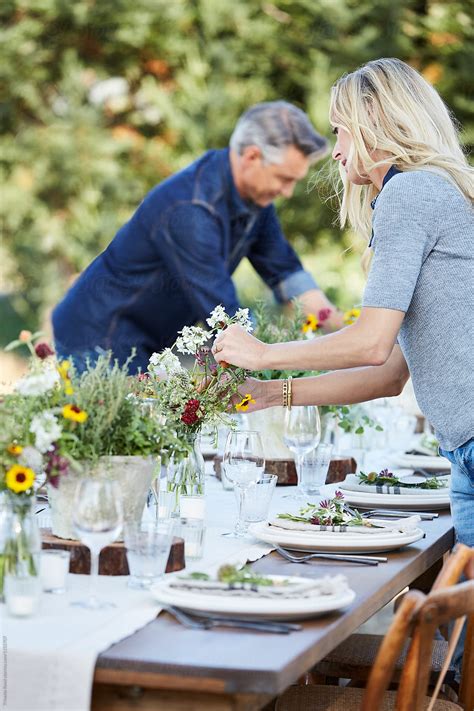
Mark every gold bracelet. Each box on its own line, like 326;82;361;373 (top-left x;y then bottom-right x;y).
287;375;293;410
282;379;289;408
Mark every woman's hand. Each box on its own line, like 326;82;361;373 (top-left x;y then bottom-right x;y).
231;377;272;414
212;324;268;370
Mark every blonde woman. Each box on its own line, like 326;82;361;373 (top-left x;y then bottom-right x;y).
213;58;474;558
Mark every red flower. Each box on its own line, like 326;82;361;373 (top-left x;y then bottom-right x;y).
137;373;150;381
317;308;332;322
34;342;55;359
181;398;201;425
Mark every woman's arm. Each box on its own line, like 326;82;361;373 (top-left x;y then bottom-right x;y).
213;306;405;371
240;345;410;413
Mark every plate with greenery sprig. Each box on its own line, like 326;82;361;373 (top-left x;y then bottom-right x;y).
151;564;355;619
248;493;424;552
338;468;449;510
328;470;450;510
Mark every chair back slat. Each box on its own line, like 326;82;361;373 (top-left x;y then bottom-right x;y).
362;545;474;711
459;615;474;711
361;591;424;711
432;544;474;589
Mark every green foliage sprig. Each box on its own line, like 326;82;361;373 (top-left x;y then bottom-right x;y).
277;492;366;527
358;469;446;489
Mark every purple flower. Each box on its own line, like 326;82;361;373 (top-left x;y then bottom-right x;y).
379;468;394;478
195;346;211;367
44;443;70;484
335;490;345;500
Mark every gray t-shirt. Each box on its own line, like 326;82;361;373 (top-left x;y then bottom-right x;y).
363;169;474;451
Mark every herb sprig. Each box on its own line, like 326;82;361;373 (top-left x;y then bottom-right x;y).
186;565;276;586
277;492;366;527
358;468;446;489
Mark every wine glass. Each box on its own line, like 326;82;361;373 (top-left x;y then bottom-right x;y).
222;430;265;537
71;479;123;609
283;406;321;499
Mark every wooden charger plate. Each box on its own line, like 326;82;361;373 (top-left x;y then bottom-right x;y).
213;455;356;486
41;529;185;575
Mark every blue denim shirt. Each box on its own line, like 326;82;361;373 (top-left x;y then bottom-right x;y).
53;148;317;373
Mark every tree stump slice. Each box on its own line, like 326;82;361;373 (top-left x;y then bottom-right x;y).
41;530;185;575
213;456;356;486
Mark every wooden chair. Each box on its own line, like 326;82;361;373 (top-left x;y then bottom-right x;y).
274;546;474;711
312;545;474;690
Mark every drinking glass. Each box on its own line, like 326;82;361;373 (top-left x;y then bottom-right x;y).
71;479;123;609
299;443;333;498
222;430;265;537
179;517;206;560
237;474;277;531
283;406;321;498
124;520;175;589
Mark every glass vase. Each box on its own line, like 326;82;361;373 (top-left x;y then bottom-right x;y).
0;493;41;603
166;434;205;517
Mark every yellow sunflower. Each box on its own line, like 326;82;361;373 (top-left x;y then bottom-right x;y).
62;404;88;423
5;464;35;493
343;308;361;325
302;314;319;333
7;443;23;456
235;394;256;412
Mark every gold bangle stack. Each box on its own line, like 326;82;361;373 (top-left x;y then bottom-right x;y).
282;376;293;410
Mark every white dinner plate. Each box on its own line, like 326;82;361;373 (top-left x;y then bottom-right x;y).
392;454;450;471
331;486;451;511
152;575;356;620
248;521;425;553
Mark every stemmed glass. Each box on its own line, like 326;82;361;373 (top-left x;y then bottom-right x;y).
222;430;265;538
71;479;123;609
283;406;321;499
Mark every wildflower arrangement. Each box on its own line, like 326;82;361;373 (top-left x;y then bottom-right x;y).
252;301;381;435
358;468;446;490
277;491;365;527
140;305;252;434
0;332;183;495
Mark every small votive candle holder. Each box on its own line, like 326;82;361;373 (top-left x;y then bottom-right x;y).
179;495;205;520
40;549;70;594
180;517;206;560
4;574;42;618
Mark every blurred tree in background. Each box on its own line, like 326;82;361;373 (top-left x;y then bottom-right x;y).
0;0;472;339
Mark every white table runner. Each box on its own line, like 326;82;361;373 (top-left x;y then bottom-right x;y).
0;468;283;711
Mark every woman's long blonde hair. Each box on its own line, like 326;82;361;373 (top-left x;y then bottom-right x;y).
330;58;474;242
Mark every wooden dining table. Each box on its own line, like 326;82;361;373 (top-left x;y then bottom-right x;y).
91;511;454;711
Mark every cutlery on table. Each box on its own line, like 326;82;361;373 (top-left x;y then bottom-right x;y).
275;546;386;566
399;470;450;485
163;605;301;633
356;509;438;520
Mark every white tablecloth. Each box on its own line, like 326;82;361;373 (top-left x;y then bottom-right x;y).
0;468;288;711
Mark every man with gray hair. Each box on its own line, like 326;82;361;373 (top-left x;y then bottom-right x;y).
53;101;343;374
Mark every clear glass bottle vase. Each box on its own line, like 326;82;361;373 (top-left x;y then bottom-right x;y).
166;434;205;516
0;493;41;601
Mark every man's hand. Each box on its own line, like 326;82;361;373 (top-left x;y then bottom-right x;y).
296;288;345;331
212;324;268;371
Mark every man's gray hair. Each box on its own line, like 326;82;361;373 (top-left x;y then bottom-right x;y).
229;101;328;164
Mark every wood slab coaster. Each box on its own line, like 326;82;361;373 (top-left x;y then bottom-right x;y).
213;455;356;486
41;530;185;576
